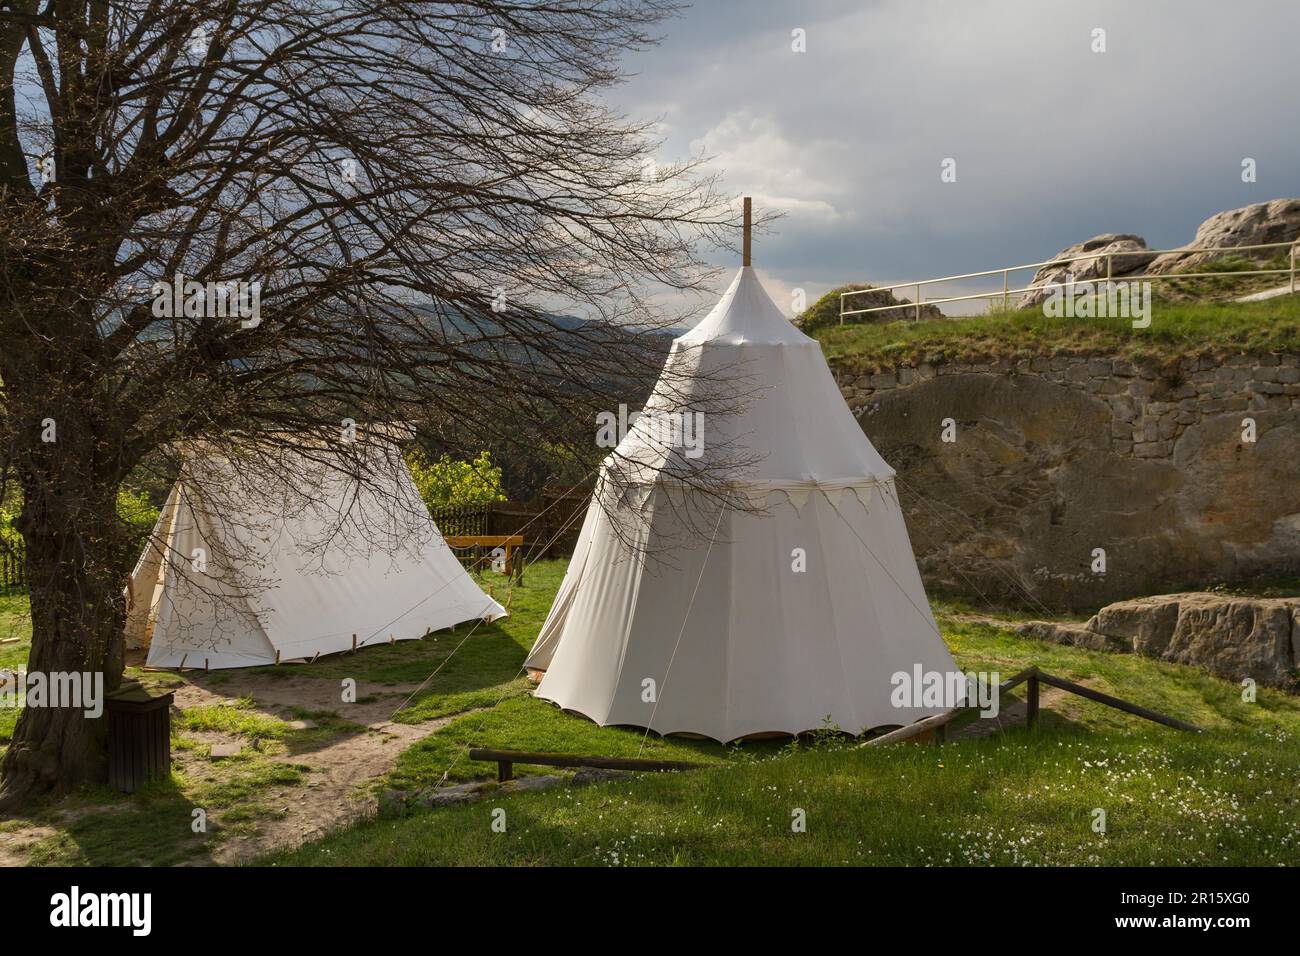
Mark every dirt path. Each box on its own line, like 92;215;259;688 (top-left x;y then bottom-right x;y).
0;671;489;866
174;675;486;864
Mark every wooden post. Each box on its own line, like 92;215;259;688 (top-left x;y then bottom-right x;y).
352;633;357;654
742;196;752;267
1036;671;1200;733
1026;670;1040;728
498;760;513;783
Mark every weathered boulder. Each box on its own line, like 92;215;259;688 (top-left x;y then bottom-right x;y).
799;283;943;332
1018;593;1300;689
1147;199;1300;275
1019;234;1157;307
1089;595;1181;657
1162;594;1297;688
1017;620;1128;653
1017;200;1300;306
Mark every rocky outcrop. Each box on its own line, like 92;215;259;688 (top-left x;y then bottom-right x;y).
1018;235;1157;307
1147;199;1300;275
1016;593;1300;690
834;350;1300;609
801;283;943;331
1018;200;1300;306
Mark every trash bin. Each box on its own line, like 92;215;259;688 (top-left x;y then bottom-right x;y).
105;680;174;793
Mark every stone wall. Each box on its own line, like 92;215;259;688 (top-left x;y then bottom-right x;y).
833;350;1300;610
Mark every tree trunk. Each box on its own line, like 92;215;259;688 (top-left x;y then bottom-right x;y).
0;465;126;809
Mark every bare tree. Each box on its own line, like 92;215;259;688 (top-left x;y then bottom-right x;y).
0;0;745;804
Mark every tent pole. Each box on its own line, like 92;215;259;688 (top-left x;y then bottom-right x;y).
742;196;752;267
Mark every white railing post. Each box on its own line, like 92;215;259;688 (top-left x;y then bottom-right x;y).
915;283;921;321
1292;245;1296;294
1003;269;1009;309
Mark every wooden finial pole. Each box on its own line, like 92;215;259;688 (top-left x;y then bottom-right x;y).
742;196;752;267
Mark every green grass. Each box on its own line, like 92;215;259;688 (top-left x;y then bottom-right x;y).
817;294;1300;367
0;591;31;746
5;564;1300;867
270;611;1300;866
268;730;1299;867
22;759;312;866
0;562;575;864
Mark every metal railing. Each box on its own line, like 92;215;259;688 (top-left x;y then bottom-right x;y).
840;240;1300;323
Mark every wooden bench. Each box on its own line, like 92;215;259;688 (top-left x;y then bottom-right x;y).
443;534;524;579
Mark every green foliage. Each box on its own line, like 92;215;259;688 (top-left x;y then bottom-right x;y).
796;285;868;334
798;284;939;335
0;504;18;550
1;487;159;549
405;449;507;510
116;487;160;539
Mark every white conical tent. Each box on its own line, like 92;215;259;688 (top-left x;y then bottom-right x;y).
125;440;506;669
525;266;960;741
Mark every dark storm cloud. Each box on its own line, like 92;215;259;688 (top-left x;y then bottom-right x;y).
612;0;1300;313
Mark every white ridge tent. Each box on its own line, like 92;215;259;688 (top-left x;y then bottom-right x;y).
525;217;959;741
125;439;506;669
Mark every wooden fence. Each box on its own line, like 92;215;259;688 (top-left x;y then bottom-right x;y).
431;488;589;567
0;539;24;592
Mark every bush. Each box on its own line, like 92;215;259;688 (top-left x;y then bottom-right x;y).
405;450;507;510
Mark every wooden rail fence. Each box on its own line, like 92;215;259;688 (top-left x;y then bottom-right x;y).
431;488;588;574
0;540;24;592
468;747;703;782
863;665;1199;747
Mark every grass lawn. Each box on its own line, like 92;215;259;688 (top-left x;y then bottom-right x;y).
0;563;606;864
816;294;1300;367
0;591;32;749
3;565;1299;867
269;610;1300;867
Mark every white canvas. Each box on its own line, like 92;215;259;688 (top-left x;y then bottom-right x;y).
525;266;960;740
125;441;506;669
